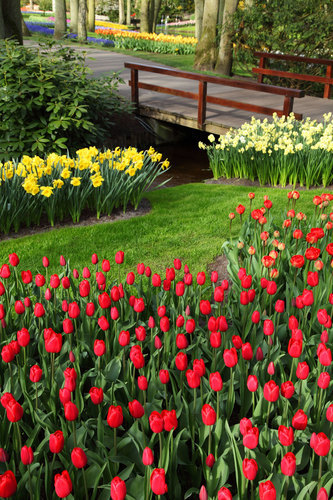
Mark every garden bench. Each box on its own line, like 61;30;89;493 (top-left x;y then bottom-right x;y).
124;62;305;130
253;51;333;99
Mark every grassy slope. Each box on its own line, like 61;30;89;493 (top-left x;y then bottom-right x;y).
0;183;326;277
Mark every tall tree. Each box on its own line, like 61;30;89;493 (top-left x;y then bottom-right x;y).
70;0;79;33
0;0;23;44
87;0;95;32
194;0;204;39
215;0;238;74
140;0;150;32
54;0;67;39
126;0;131;26
194;0;219;71
77;0;87;40
119;0;125;24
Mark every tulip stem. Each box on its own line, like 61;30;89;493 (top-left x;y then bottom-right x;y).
208;426;212;455
35;383;38;411
297;380;302;409
317;388;324;424
28;464;33;500
82;468;89;500
200;380;204;407
159;433;163;467
72;421;77;448
15;422;22;455
317;455;323;494
217;391;220;421
114;428;117;456
283;476;289;499
266;401;272;428
9;362;13;393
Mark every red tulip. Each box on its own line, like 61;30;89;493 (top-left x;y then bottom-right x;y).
142;447;154;466
278;425;294;447
150;468;168;495
21;446;33;465
49;430;64;454
89;387;103;405
263;319;274;336
107;406;123;428
206;453;215;468
161;409;178;431
64;401;78;421
223;347;238;367
317;488;329;500
201;404;216;426
118;330;130;347
128;399;144;419
296;361;309;380
240;417;252;436
71;447;87;468
30;364;42;383
138;375;148;391
281;452;296;476
94;339;106;356
259;480;276;500
318;372;330;389
281;381;295;399
243;427;259;449
6;399;23;422
175;352;188;371
159;369;169;384
218;487;232;500
310;432;331;456
186;369;200;388
292;409;307;430
247;375;258;392
209;372;223;391
0;470;17;498
110;476;126;500
149;411;164;433
115;251;124;264
197;271;206;285
54;470;72;498
242;458;258;480
263;380;279;402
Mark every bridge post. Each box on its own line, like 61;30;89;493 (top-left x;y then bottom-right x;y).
130;68;139;109
198;81;207;129
282;96;294;117
324;64;332;99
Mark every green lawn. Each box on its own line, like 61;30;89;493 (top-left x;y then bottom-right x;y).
0;183;326;277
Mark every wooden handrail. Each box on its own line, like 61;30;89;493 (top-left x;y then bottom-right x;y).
124;62;304;129
253;51;333;98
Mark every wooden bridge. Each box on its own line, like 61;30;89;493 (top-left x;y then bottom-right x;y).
124;56;333;134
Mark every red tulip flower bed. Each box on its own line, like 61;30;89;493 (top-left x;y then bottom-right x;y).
1;191;333;499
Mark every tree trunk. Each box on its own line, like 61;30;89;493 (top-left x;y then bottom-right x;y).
126;0;131;26
52;0;56;12
217;0;225;26
194;0;219;71
119;0;125;24
194;0;204;39
140;0;149;32
70;0;79;33
152;0;162;33
54;0;67;39
215;0;238;75
0;0;23;44
78;0;87;40
87;0;95;32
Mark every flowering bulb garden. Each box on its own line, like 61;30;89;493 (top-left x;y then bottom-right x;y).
1;190;333;499
200;113;333;188
0;146;169;234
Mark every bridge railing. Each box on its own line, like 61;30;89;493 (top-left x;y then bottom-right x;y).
124;62;305;130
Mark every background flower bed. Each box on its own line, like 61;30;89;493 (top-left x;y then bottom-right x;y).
200;113;333;188
0;191;333;498
0;147;169;234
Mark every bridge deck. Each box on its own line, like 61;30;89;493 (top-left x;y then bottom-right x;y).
24;42;333;133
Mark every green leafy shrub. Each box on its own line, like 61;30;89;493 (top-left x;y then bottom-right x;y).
0;40;132;160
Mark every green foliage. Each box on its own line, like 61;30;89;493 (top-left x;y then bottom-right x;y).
0;40;132;160
38;0;53;11
231;0;333;94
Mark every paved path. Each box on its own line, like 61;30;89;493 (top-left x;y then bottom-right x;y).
24;41;333;131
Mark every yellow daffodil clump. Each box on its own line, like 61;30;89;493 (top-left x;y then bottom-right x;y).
0;146;170;233
200;113;333;188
